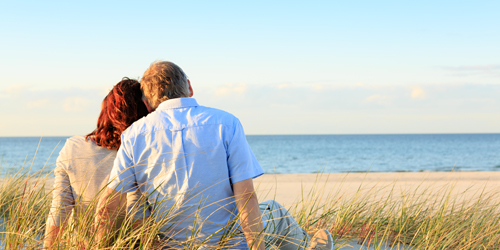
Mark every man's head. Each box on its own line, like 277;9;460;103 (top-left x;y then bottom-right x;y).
141;61;193;110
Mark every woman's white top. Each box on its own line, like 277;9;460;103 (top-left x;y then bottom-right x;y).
46;136;148;227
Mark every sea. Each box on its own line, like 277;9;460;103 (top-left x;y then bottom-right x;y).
0;134;499;176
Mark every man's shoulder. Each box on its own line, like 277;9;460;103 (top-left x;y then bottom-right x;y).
195;105;240;123
120;115;150;141
190;105;246;133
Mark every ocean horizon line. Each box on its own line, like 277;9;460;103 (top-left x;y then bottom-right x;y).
1;132;500;138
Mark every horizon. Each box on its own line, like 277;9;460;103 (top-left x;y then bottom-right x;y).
1;1;499;136
1;132;500;138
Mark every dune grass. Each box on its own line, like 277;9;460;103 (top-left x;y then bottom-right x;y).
1;165;500;249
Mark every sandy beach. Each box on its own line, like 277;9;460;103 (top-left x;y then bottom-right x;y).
39;171;500;205
8;171;499;249
252;172;500;249
254;171;500;206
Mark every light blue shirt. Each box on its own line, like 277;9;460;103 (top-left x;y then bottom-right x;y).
108;97;263;248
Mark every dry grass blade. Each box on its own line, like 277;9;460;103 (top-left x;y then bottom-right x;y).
1;164;500;249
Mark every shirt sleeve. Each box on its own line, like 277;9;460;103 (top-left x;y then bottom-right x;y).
226;119;264;184
46;149;75;227
107;136;138;193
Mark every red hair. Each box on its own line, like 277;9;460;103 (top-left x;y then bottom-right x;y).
86;78;149;150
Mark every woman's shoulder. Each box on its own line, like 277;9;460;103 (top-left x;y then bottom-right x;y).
65;135;87;144
63;135;114;152
57;135;117;170
61;136;96;152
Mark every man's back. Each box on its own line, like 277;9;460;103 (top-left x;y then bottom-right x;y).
109;97;263;247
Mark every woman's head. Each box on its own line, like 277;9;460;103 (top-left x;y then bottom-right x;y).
86;78;149;150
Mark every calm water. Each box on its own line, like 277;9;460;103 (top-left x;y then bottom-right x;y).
0;137;67;176
247;134;500;173
0;134;499;175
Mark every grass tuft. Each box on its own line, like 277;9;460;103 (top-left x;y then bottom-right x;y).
1;166;500;249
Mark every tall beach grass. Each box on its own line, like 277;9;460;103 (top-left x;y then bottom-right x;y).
1;163;500;249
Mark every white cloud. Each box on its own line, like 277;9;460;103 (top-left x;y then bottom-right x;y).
63;97;91;112
1;84;30;98
26;99;49;109
410;86;426;99
278;83;291;89
215;83;247;96
365;94;390;105
311;84;323;90
443;64;500;72
97;85;113;97
442;64;500;77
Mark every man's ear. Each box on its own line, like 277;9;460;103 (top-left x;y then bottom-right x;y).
188;79;194;97
143;98;155;113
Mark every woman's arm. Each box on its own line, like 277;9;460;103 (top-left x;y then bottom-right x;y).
233;179;265;250
43;224;61;249
95;187;128;248
43;165;75;249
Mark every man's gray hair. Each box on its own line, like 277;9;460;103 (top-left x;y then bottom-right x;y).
141;61;190;109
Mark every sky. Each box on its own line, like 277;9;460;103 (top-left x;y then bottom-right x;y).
0;1;499;136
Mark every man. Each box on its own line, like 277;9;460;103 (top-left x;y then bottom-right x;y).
95;61;333;249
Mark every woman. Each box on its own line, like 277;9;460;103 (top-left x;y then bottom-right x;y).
43;78;150;248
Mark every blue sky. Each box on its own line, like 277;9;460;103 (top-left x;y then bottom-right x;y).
0;1;499;136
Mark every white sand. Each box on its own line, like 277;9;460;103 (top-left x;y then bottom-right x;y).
254;172;500;206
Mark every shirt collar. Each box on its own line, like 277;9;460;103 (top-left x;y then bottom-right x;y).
156;97;199;110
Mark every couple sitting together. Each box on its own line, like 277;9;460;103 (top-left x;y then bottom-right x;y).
43;61;334;250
